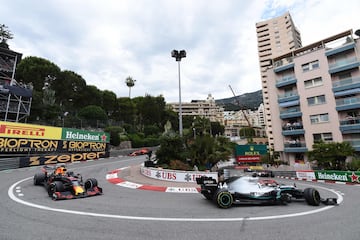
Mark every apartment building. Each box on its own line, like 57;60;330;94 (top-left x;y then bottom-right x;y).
265;29;360;165
223;103;267;142
256;12;302;149
168;94;224;122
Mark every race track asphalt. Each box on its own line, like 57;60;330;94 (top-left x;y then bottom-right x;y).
1;155;359;240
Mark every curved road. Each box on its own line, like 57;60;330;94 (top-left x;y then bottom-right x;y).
1;156;359;240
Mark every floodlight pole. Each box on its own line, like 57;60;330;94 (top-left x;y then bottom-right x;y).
171;49;186;136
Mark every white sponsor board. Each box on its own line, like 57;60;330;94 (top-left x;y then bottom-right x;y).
296;170;316;180
140;166;218;183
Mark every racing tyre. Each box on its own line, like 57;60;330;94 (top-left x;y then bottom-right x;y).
48;181;64;197
304;188;321;206
84;178;98;190
214;189;233;209
33;173;46;185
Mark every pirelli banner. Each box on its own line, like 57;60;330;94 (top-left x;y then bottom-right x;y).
0;121;110;167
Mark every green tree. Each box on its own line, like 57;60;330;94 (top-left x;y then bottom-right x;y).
113;97;136;125
210;121;225;136
0;24;13;49
239;127;255;138
307;141;355;170
155;135;187;165
102;90;117;116
135;95;166;127
15;56;61;91
105;126;124;147
52;70;87;109
78;105;108;128
188;135;232;170
192;116;211;136
76;85;103;108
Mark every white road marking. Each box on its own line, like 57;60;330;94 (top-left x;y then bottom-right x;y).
8;177;343;222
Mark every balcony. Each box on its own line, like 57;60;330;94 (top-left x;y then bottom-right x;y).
276;75;297;88
284;142;307;152
328;57;360;74
274;62;295;73
333;77;360;97
339;118;360;134
325;42;355;57
336;97;360;111
282;124;305;136
280;107;302;119
345;139;360;152
278;91;299;103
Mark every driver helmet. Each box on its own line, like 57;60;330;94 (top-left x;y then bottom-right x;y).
55;165;67;175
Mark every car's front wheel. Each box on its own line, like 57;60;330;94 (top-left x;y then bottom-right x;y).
33;173;46;185
304;188;321;206
48;181;64;198
84;178;98;190
214;189;233;209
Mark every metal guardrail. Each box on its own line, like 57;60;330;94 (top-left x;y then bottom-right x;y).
0;157;20;171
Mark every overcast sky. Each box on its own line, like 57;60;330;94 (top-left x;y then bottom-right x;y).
1;0;360;102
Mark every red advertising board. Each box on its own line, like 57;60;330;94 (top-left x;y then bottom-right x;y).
236;155;261;162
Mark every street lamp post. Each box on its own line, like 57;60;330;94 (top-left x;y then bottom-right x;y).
171;49;186;136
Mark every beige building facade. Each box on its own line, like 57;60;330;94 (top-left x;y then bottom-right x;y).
168;94;224;122
256;12;302;149
265;29;360;165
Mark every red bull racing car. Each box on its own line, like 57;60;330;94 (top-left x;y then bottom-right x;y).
196;175;337;209
33;165;103;200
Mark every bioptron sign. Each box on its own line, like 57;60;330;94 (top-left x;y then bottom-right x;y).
0;121;110;167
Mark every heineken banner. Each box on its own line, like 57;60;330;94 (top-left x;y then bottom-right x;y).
315;170;360;183
0;121;110;142
0;121;110;168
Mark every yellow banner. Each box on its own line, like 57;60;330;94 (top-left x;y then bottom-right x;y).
0;121;62;140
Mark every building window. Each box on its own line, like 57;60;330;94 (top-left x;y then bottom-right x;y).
302;60;319;72
310;113;329;124
313;132;333;142
304;77;323;88
307;95;326;106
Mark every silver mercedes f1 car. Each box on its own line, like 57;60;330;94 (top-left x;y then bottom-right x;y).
196;175;337;209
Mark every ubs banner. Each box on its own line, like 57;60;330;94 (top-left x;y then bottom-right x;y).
0;121;110;167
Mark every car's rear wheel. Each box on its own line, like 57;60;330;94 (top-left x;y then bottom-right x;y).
84;178;98;190
33;173;46;185
304;188;321;206
214;189;233;209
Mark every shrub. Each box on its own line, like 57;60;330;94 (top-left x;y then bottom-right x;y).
169;160;191;171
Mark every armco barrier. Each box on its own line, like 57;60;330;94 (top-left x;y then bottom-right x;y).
0;157;20;171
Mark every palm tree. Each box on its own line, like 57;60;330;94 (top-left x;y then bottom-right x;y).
125;76;136;98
